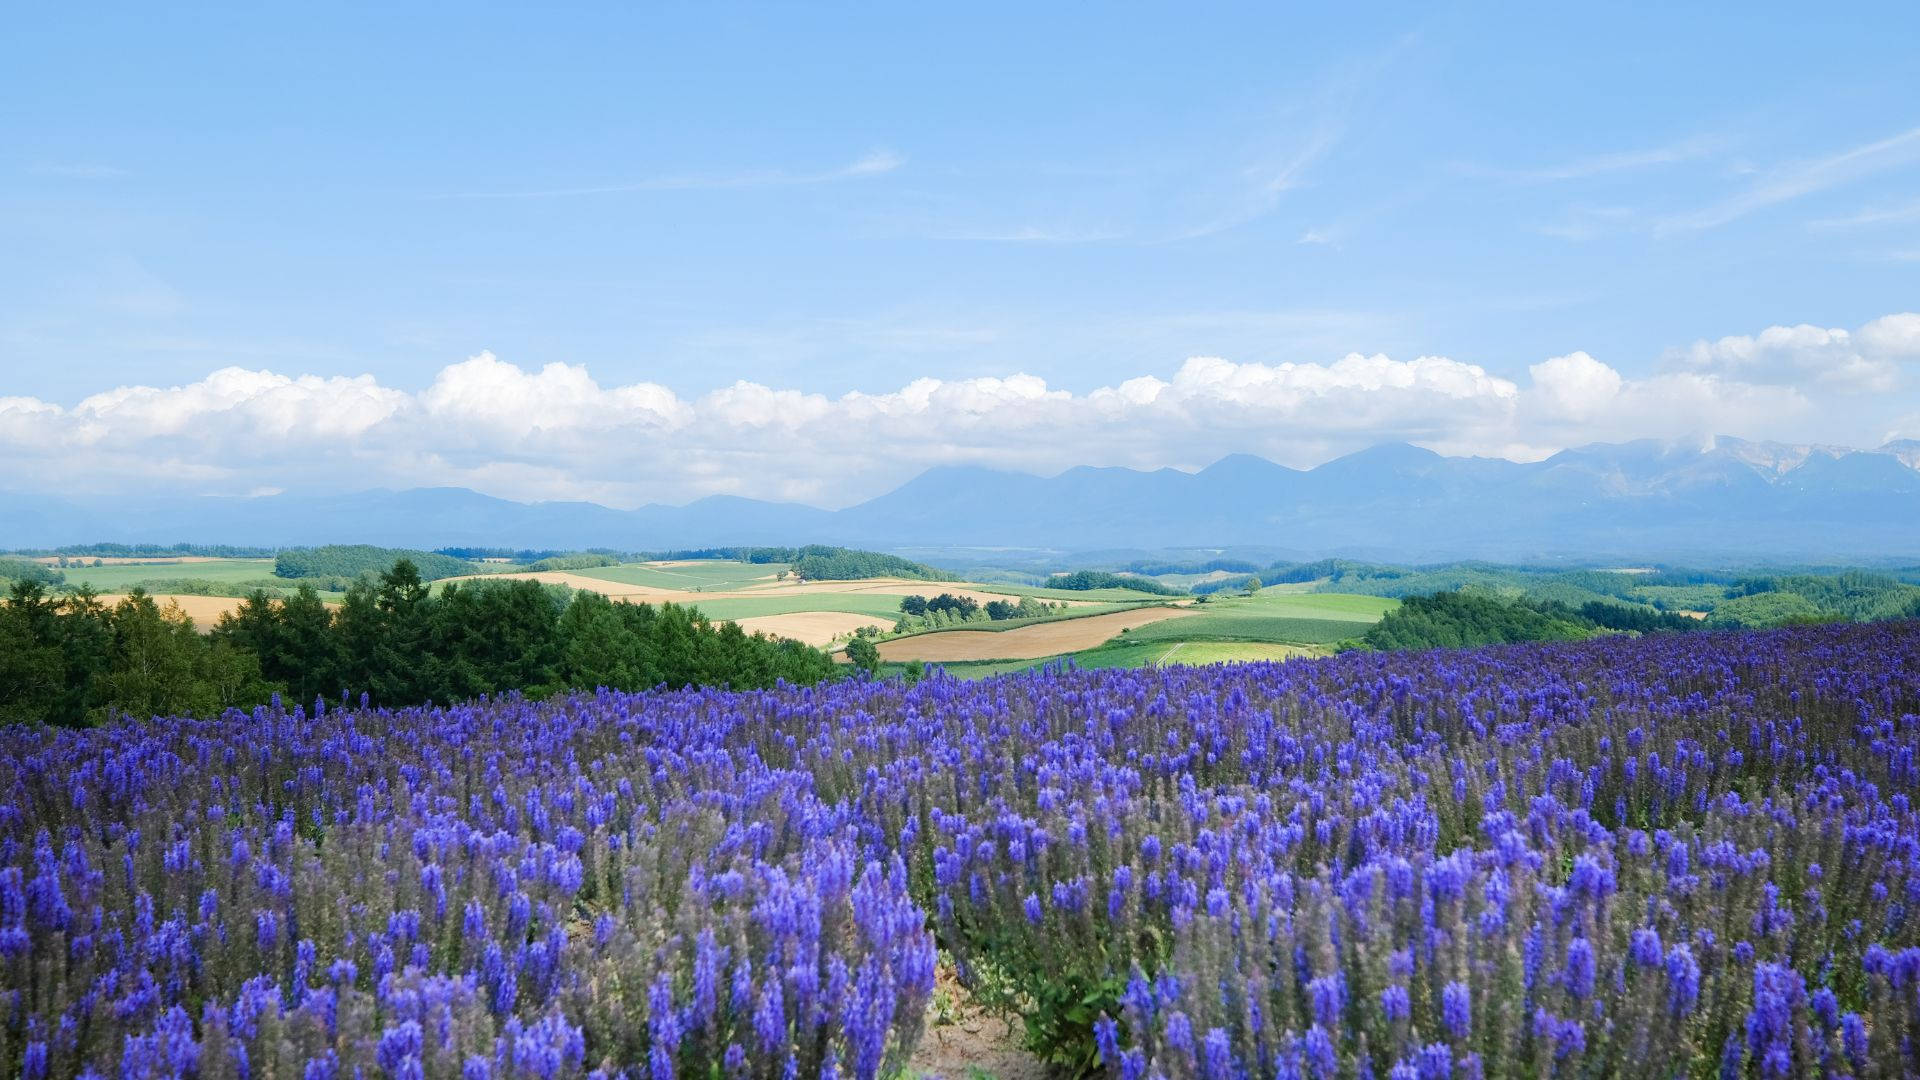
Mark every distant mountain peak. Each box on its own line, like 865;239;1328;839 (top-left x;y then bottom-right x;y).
6;437;1918;560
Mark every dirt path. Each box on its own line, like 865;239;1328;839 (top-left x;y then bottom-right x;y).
908;965;1047;1080
876;606;1198;662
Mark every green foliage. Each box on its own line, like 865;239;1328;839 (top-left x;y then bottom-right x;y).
1706;591;1827;629
1576;601;1700;633
894;591;975;618
644;546;804;564
1756;572;1920;621
1119;557;1262;576
1361;590;1601;651
521;553;624;572
0;558;65;586
274;544;477;582
90;576;298;599
6;542;276;559
1633;583;1730;612
791;546;945;581
1;558;839;726
983;599;1020;620
845;635;880;673
1044;570;1186;596
0;582;274;726
890;595;1064;636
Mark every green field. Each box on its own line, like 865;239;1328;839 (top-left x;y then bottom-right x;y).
1073;639;1317;667
53;558;280;592
873;590;1395;678
1123;614;1366;645
566;561;781;590
1117;591;1395;645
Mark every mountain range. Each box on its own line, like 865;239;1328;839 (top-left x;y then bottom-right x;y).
6;437;1920;563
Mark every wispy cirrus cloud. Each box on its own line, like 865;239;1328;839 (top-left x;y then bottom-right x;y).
1458;133;1725;183
1658;124;1920;234
1809;197;1920;230
438;149;904;200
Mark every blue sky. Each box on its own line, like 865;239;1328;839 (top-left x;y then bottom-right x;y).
3;4;1919;507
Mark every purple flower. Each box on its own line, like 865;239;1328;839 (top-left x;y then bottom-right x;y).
1630;927;1663;969
1381;985;1410;1023
1665;944;1701;1016
1441;981;1471;1039
1308;973;1346;1030
1202;1027;1234;1079
1563;938;1596;1000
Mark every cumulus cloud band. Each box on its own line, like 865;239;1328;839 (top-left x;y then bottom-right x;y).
3;312;1916;507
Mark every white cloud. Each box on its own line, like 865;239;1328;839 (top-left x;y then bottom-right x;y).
418;352;687;437
3;313;1915;507
1859;313;1920;357
1528;351;1622;421
1666;314;1920;393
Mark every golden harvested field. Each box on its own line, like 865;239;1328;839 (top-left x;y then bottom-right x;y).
732;612;892;646
97;594;247;627
876;606;1199;662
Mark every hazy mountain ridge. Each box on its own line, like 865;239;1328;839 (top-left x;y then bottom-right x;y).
5;437;1918;562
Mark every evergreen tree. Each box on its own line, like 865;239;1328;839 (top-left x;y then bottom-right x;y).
845;635;880;674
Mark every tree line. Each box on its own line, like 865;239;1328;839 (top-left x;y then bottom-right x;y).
893;592;1058;631
0;559;837;727
1356;591;1692;652
1044;570;1187;595
274;544;478;581
792;546;945;581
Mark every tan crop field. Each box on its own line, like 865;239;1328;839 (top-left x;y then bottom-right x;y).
97;594;248;627
875;606;1199;662
733;611;893;646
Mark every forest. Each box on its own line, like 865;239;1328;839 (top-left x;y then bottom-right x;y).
0;559;835;726
1355;590;1707;651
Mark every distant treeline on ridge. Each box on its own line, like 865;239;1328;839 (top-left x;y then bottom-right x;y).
1045;570;1186;595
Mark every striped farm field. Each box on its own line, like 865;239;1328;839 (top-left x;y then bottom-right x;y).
875;606;1198;662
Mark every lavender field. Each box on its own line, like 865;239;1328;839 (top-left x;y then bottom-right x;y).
3;622;1919;1079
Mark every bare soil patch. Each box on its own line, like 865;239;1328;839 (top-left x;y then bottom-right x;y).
909;965;1047;1080
877;607;1199;662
